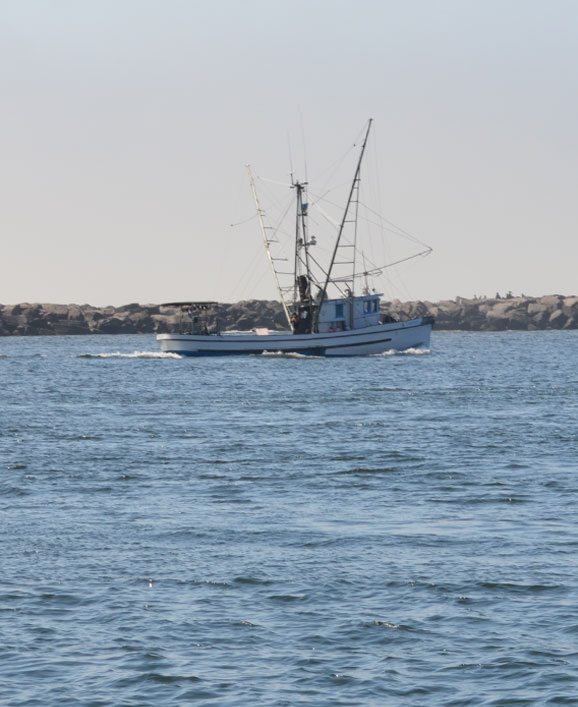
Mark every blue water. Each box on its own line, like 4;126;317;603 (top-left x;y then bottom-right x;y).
1;331;577;705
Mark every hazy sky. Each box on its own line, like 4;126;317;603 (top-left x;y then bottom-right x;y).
2;0;577;305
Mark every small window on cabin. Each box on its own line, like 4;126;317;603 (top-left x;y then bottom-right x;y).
335;303;344;318
372;299;378;313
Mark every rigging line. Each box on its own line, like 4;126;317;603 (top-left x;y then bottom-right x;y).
303;249;330;282
230;213;258;227
310;201;340;228
257;176;294;188
308;138;361;194
331;249;432;281
257;192;296;260
270;198;295;236
257;180;294;217
349;236;430;275
378;250;432;269
254;184;297;233
229;240;269;300
357;200;432;248
237;263;272;303
371;128;386;280
356;213;434;247
325;219;429;275
314;122;367;187
309;144;354;183
308;181;353;207
310;190;432;249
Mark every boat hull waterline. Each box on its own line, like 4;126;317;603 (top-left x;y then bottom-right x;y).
157;316;433;357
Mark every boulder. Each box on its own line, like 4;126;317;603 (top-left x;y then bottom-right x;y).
485;308;509;330
96;317;126;334
562;296;578;316
67;305;85;321
548;310;567;329
539;295;563;308
42;304;70;317
1;295;577;335
563;313;578;329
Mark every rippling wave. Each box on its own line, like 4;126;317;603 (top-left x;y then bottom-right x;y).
1;331;577;705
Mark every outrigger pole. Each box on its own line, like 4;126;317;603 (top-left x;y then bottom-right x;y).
246;165;292;328
315;118;373;327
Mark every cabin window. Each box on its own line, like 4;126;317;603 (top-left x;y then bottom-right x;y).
335;303;344;319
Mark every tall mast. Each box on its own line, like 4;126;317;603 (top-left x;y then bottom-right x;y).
292;179;313;304
246;165;292;327
292;179;301;304
316;118;373;315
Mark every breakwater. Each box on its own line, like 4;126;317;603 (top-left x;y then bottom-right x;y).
0;295;577;335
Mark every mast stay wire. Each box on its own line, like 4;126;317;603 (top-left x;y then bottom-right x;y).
309;189;432;250
229;239;271;302
229;213;258;228
258;176;294;188
310;191;431;283
306;135;361;197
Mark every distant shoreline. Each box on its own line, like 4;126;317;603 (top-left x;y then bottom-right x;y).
1;295;577;336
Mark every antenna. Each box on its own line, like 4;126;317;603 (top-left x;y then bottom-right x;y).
299;107;308;183
287;131;294;184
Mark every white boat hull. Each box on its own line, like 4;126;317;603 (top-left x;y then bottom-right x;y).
156;316;433;357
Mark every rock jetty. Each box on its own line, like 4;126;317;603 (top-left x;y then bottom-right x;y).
0;296;576;336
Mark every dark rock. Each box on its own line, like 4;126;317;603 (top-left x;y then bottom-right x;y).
1;295;578;335
548;310;567;329
96;318;126;334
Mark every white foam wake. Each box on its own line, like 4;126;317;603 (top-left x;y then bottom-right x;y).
376;347;431;357
78;351;182;360
259;351;319;359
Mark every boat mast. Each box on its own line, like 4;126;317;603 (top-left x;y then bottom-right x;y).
316;118;373;320
291;179;313;304
246;165;292;327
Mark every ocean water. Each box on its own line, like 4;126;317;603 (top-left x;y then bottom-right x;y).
1;331;577;706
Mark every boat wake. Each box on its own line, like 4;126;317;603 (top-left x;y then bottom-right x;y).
259;351;322;359
77;351;182;360
376;347;431;357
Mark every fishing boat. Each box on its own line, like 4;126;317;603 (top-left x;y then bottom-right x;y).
157;119;433;356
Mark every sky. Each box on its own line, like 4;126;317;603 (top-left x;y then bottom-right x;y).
1;0;577;305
